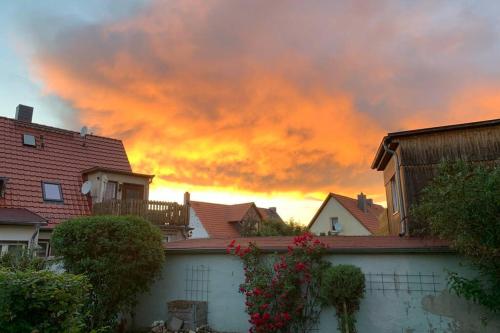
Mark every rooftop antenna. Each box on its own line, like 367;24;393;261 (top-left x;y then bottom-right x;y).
80;126;88;147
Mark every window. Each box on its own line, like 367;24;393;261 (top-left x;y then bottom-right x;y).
330;217;342;232
103;181;117;201
36;241;50;257
42;182;63;202
390;176;400;213
0;242;27;256
23;134;36;147
0;177;6;198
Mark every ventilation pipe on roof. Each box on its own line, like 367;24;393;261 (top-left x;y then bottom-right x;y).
382;139;407;237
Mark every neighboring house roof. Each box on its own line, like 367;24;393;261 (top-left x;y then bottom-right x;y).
308;193;384;234
0;116;132;226
371;118;500;170
0;208;47;225
257;207;284;222
165;236;451;254
190;201;263;238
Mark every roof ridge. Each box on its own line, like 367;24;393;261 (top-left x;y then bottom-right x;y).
0;116;124;143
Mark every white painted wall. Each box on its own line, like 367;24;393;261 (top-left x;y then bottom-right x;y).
188;207;209;239
134;252;499;333
0;225;36;241
309;197;371;236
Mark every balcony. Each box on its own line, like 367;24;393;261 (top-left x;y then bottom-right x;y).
92;199;189;226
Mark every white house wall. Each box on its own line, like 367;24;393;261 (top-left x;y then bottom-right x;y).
134;252;499;332
188;207;209;239
309;197;372;236
0;225;36;241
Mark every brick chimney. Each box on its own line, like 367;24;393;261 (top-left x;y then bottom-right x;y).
15;104;33;123
357;192;367;212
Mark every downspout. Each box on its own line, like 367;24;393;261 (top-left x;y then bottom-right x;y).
29;223;40;254
382;139;407;236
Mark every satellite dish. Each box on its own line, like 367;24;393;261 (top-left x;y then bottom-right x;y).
81;181;92;195
80;126;88;137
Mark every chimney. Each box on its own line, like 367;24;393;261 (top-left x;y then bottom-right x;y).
357;192;367;212
366;198;373;207
184;192;190;205
268;207;277;214
15;104;33;123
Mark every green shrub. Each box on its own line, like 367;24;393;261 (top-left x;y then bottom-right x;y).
320;264;365;333
0;269;90;333
0;248;46;271
412;161;500;312
51;215;165;330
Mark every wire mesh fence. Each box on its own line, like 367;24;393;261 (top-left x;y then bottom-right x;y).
184;264;210;302
365;271;442;295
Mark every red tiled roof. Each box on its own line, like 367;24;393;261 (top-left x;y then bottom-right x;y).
190;201;262;238
0;116;131;225
308;193;385;234
165;236;451;253
0;208;47;225
257;207;283;222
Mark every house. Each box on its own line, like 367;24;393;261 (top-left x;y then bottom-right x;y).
188;198;284;238
0;104;189;256
308;192;386;236
371;118;500;236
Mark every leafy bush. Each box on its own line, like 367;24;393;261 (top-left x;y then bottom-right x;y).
0;248;46;271
0;269;90;333
51;215;165;330
320;264;365;333
412;161;500;312
251;218;308;236
228;233;330;333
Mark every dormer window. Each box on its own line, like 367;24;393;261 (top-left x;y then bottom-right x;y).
42;182;63;202
23;134;36;147
0;178;7;198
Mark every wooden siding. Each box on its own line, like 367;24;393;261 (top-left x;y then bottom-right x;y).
398;126;500;167
394;124;500;235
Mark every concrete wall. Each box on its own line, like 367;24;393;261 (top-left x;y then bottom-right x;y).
309;197;371;236
134;252;499;332
188;207;209;239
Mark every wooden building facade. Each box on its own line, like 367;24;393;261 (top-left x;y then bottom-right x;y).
371;119;500;236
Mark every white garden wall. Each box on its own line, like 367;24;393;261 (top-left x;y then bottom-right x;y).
134;251;500;332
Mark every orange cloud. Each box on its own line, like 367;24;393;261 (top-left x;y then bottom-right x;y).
21;0;500;214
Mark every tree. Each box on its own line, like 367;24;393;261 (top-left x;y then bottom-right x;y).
51;215;165;330
412;161;500;312
320;265;365;333
251;218;308;236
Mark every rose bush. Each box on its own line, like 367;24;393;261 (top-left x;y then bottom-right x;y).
228;233;330;333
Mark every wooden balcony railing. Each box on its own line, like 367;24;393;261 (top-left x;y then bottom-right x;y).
92;199;189;226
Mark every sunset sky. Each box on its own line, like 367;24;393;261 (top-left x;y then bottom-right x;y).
1;1;499;223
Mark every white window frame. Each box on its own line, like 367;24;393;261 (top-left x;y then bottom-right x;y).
390;176;400;214
330;217;341;232
0;242;28;255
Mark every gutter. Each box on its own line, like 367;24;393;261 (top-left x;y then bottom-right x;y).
164;246;454;255
382;139;408;236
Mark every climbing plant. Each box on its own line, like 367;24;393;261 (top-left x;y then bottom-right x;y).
228;233;330;333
